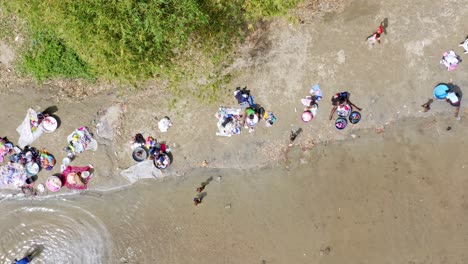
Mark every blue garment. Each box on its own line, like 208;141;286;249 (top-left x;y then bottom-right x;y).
310;84;323;102
15;257;30;264
338;91;350;99
235;91;256;108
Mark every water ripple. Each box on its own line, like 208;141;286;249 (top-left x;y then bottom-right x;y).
0;202;112;264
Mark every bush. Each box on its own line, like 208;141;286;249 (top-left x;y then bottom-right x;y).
3;0;301;83
21;31;93;81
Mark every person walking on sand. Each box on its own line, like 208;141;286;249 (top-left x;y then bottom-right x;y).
329;91;362;120
194;196;203;206
366;21;384;45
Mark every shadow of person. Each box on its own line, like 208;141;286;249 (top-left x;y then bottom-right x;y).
199;192;207;201
201;176;213;187
290;128;303;143
26;244;44;260
197;177;213;193
42;106;58;115
382;18;389;34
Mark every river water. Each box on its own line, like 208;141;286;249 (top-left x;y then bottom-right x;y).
1;117;468;264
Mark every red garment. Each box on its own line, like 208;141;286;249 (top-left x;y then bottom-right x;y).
160;143;166;153
61;165;92;190
377;25;383;34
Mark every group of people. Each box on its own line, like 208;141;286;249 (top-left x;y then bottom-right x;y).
235;87;277;132
300;84;362;130
130;133;172;169
215;87;277;137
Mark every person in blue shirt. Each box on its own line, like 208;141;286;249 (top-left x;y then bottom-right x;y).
14;255;31;264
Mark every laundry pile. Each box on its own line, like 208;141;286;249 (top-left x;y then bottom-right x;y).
64;126;98;159
216;87;277;136
130;133;172;169
440;50;462;71
0;137;14;163
215;107;243;137
16;108;58;148
0;144;56;189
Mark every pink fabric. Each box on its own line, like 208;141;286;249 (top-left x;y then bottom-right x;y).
61;165;92;190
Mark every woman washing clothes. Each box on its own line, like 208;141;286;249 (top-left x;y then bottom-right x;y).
300;84;322;122
446;90;461;119
329;91;362;120
301;95;319;122
242;107;259;132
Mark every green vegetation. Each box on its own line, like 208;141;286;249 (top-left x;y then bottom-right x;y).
22;31;94;81
2;0;301;86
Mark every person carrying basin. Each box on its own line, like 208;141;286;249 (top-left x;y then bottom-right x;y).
433;83;461;119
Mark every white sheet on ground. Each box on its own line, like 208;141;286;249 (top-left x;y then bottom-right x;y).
215;107;242;137
120;160;163;184
16;108;43;148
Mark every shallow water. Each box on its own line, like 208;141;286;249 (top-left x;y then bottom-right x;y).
1;118;468;264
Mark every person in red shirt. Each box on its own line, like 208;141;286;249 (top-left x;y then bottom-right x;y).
367;21;385;44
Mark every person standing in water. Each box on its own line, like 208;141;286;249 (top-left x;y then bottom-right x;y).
329;91;362;120
14;255;32;264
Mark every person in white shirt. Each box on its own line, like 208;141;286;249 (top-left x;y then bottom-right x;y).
446;91;461;118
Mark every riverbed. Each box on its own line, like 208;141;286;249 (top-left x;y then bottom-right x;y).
1;117;467;264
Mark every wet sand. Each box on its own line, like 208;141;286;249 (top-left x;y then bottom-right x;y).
1;117;468;263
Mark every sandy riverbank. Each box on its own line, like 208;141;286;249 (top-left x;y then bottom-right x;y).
0;0;467;195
